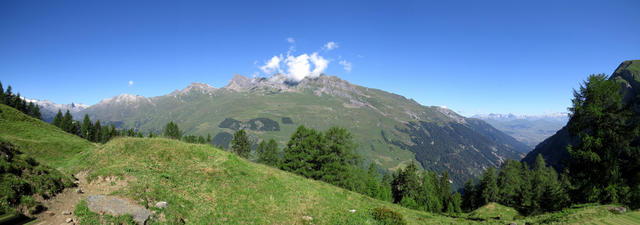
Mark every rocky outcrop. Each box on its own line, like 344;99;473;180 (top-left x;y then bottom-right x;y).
86;195;151;225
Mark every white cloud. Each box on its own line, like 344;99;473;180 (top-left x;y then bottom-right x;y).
324;41;338;50
309;53;328;77
339;60;352;72
259;40;336;82
285;54;311;81
128;80;134;86
260;55;283;74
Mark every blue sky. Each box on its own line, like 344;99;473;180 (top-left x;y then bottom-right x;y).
1;0;638;116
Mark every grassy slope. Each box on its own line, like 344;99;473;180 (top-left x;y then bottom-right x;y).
0;104;468;224
4;103;639;224
73;137;473;224
0;104;94;169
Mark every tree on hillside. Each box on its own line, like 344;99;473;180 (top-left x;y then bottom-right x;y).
280;126;323;178
391;162;421;205
380;174;394;202
462;179;476;211
440;171;452;212
93;120;102;142
62;110;75;134
567;73;640;206
231;129;251;158
0;81;4;104
4;85;12;104
477;167;498;206
81;114;92;139
497;160;524;207
52;110;63;128
364;163;382;198
256;139;279;166
316;126;360;189
420;171;442;213
163;121;182;139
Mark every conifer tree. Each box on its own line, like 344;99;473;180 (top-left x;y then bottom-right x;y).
452;192;463;213
163;121;181;139
364;163;381;198
391;162;421;204
280;126;322;178
420;171;442;213
462;179;476;211
94;120;102;142
33;104;41;120
5;85;12;104
81;114;92;139
256;139;279;167
380;174;394;202
52;110;63;128
316;126;359;188
62;110;74;134
477;167;498;206
231;129;251;158
440;171;452;212
207;133;212;143
0;81;4;104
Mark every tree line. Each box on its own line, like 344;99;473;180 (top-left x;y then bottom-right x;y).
228;125;463;215
0;81;42;120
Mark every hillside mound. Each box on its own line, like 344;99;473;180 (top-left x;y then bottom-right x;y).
467;202;521;221
72;137;468;224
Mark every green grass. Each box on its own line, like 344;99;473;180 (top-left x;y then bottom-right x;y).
72;137;473;224
466;202;521;221
0;104;94;169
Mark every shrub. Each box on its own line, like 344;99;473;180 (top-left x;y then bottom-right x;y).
371;207;406;225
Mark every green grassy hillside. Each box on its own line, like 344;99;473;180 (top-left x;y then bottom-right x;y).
0;104;94;169
71;137;474;224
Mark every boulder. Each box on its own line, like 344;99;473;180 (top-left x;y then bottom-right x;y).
155;201;167;208
86;195;152;224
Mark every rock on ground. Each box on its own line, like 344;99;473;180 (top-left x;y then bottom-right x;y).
86;195;151;224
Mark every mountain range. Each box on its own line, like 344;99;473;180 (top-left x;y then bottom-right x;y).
23;98;88;123
472;113;568;148
522;60;640;169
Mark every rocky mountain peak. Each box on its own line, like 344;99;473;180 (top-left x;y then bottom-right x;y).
224;74;254;91
172;82;217;96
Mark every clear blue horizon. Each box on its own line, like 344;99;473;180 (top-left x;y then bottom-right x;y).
1;0;639;116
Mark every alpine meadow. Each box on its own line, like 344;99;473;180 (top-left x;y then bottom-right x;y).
1;1;640;224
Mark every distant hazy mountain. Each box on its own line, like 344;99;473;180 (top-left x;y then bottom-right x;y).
472;113;569;149
522;60;640;169
23;98;88;123
76;74;529;187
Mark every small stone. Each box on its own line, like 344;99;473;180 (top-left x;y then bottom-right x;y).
76;189;84;194
349;209;356;213
62;211;72;215
302;216;313;221
155;201;168;208
65;218;73;223
49;212;55;216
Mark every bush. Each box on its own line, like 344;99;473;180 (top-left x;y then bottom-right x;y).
371;207;406;225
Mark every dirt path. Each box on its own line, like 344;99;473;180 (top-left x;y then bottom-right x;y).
33;171;132;225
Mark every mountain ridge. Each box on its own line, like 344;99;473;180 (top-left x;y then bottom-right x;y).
72;73;528;188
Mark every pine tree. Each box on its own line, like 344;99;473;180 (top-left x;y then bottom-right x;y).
497;160;524;207
231;129;251;158
207;133;212;144
567;73;638;205
5;85;12;104
93;120;102;143
280;126;322;178
0;81;4;104
478;167;498;206
52;110;63;128
256;139;279;167
420;171;442;213
163;121;181;139
391;162;421;204
364;163;381;198
380;174;394;202
440;171;452;213
452;192;463;213
81;114;92;139
62;110;75;134
316;126;359;188
33;104;41;120
462;179;476;211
